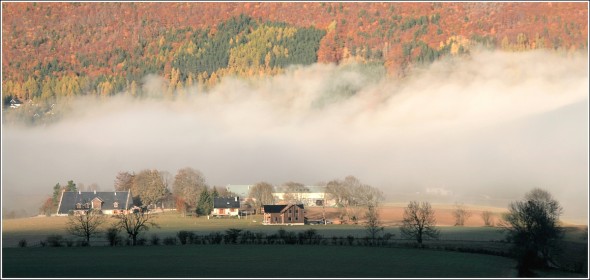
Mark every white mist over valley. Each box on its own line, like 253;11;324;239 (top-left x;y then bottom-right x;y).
2;50;588;224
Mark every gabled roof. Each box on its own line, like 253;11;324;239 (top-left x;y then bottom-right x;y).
57;191;132;214
213;197;240;209
263;204;304;214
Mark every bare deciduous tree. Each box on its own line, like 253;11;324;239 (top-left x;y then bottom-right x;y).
114;171;135;191
132;169;167;207
249;182;275;213
365;205;383;243
114;211;159;246
282;181;309;204
453;203;472;226
172;167;207;215
66;209;106;245
400;201;440;245
481;210;494;226
324;176;383;224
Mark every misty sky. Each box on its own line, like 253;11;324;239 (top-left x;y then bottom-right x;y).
2;50;588;223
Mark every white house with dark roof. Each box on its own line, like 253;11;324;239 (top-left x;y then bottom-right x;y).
56;190;133;216
211;196;241;217
9;98;22;108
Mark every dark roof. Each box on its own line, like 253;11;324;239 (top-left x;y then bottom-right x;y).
57;191;132;214
263;204;304;213
213;197;240;209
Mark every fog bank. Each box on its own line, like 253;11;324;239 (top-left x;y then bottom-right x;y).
2;50;588;223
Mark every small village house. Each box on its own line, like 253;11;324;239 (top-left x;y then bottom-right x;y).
211;196;240;218
56;190;133;215
262;204;305;225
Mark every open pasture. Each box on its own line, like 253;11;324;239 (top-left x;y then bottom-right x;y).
2;210;587;278
2;210;509;247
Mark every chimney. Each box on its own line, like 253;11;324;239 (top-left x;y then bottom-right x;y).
235;197;238;202
78;190;81;195
94;190;96;195
114;192;117;196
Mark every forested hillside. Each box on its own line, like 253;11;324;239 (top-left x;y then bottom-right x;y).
2;2;587;124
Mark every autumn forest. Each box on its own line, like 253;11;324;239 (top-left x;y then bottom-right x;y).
2;2;588;125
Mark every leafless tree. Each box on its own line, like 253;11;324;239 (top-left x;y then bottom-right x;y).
249;182;275;213
114;211;159;246
132;169;167;207
453;203;472;226
89;183;100;191
282;181;309;204
365;205;384;243
481;210;494;226
324;176;383;224
66;209;106;245
114;171;135;191
172;167;207;215
400;201;440;245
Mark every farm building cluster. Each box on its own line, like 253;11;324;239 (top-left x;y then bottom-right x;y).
56;184;335;225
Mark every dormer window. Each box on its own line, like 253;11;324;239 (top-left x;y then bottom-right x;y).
76;203;82;209
114;202;119;208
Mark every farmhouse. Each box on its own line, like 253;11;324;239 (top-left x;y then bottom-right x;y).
262;204;305;225
9;98;22;108
273;185;335;207
211;196;240;217
56;190;133;215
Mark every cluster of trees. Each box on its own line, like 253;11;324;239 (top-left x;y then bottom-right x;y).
39;180;78;216
325;176;384;224
113;167;233;216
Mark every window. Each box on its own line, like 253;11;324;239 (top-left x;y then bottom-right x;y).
114;202;119;208
288;217;292;221
76;203;81;209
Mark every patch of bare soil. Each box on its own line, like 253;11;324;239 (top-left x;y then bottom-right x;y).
306;204;509;226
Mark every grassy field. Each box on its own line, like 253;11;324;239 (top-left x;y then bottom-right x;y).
2;211;587;278
2;245;518;278
2;212;509;247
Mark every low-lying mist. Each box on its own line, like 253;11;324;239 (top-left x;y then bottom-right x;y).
2;50;588;223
